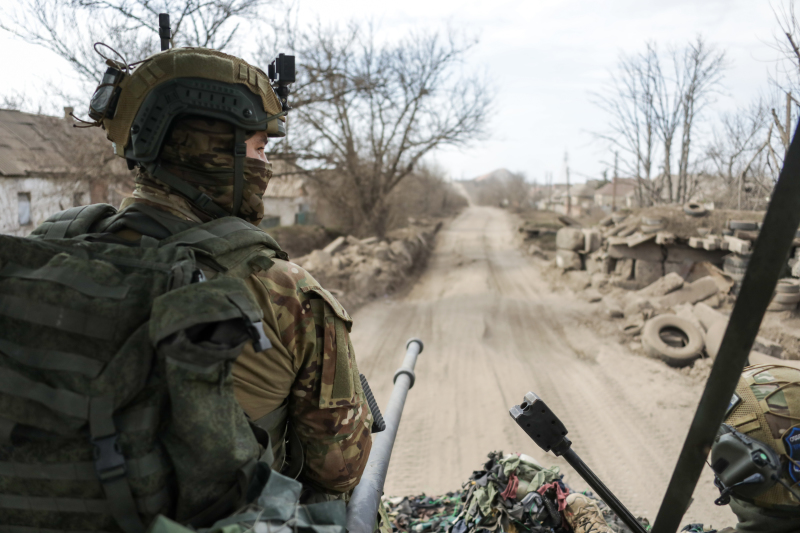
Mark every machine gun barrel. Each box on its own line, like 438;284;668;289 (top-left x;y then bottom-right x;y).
510;392;647;533
346;338;424;533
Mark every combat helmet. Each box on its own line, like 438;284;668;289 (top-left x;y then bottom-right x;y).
86;45;294;219
710;364;800;513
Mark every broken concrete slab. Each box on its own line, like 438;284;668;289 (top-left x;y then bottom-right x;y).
623;297;655;318
656;276;719;309
723;235;752;255
323;236;347;255
635;259;664;286
655;232;676;245
664;261;694;279
556;227;585;251
692;302;727;331
705;319;784;359
556;249;582;270
614;258;634;279
638;272;684;298
626;232;657;247
608;242;664;262
583;228;602;253
665;244;728;264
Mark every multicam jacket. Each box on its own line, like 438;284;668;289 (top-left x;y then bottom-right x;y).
94;200;373;495
233;251;374;494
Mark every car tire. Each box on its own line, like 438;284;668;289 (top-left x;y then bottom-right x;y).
776;279;800;293
772;292;800;304
684;202;707;217
642;314;705;367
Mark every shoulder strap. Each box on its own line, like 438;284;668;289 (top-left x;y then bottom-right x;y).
28;204;118;240
160;216;288;262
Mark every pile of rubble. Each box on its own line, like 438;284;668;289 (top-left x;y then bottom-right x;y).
604;271;789;369
524;205;800;366
294;223;441;309
381;452;649;533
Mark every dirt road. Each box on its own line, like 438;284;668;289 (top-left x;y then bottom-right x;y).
350;205;733;527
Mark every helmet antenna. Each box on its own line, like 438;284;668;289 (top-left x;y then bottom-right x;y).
159;13;171;51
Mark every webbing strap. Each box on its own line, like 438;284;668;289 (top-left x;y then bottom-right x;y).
232;127;246;217
0;487;169;515
0;367;89;419
0;262;130;300
0;295;115;340
43;206;91;240
0;449;166;480
0;338;104;377
89;397;146;533
253;401;288;434
145;163;231;219
162;218;253;246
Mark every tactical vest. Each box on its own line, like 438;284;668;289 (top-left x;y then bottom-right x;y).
0;204;290;533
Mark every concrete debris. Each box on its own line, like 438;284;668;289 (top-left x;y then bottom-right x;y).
637;272;685;298
555;249;582;271
656;276;719;309
521;206;799;366
295;224;440;310
322;235;347;255
555;227;585;251
634;259;664;286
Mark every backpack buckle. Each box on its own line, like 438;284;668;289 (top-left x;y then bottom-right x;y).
92;434;127;482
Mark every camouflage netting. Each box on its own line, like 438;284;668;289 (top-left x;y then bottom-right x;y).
381;452;650;533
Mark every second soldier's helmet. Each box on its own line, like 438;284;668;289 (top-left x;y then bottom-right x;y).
86;47;290;219
711;364;800;511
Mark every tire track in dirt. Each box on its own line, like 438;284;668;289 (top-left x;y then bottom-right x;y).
349;206;733;527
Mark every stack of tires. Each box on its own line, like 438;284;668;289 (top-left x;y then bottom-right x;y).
723;253;750;294
770;279;800;312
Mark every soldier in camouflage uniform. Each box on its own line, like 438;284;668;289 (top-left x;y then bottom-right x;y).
686;364;800;533
87;48;373;497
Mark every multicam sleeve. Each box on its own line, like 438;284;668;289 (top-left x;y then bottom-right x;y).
253;260;373;494
291;285;374;493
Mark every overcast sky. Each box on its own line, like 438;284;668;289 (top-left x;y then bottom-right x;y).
0;0;787;182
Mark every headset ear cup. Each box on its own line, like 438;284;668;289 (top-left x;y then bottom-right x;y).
710;425;781;501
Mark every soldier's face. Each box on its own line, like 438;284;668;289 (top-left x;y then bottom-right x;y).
246;131;269;163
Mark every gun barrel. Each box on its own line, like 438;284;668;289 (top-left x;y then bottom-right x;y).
346;338;424;533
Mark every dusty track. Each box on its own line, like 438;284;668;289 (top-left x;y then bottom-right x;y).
350;206;733;527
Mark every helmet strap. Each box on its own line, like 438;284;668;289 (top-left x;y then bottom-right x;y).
232;127;246;217
144;162;231;219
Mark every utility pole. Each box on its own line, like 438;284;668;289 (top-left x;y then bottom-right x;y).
612;151;618;212
564;152;571;216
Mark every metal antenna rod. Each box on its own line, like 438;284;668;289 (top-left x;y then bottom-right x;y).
159;13;170;51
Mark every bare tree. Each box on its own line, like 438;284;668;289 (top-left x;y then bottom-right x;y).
264;23;490;236
706;100;771;208
591;49;658;206
675;36;726;203
651;43;684;203
0;0;267;105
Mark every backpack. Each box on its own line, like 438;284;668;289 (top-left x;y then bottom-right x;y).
0;204;290;533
